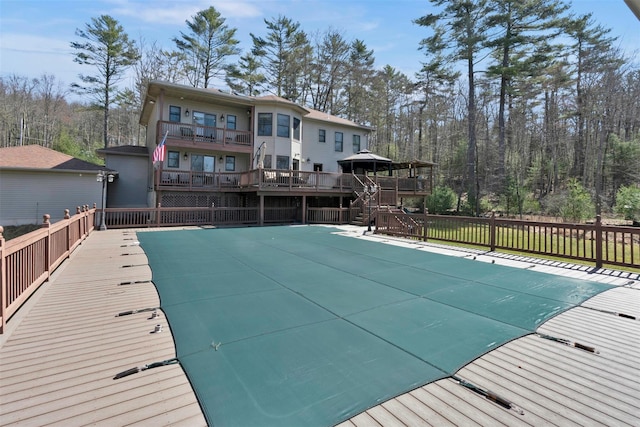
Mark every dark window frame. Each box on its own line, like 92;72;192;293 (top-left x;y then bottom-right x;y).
227;114;237;130
167;150;180;168
335;132;343;152
257;113;273;136
169;106;181;122
277;113;290;138
352;135;361;153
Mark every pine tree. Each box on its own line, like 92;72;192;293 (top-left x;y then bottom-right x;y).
173;6;240;88
70;15;139;149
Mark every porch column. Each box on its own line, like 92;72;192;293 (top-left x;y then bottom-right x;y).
259;194;265;226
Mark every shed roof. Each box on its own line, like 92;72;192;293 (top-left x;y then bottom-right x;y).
96;145;148;157
0;145;112;172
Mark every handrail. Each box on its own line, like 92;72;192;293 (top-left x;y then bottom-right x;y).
0;206;96;334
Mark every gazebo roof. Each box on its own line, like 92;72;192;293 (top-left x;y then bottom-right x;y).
338;150;435;174
337;150;392;173
338;149;392;163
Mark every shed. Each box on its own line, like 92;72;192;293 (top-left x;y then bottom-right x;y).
0;145;115;226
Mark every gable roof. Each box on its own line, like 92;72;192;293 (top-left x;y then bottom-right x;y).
140;80;372;132
304;108;373;131
0;145;111;172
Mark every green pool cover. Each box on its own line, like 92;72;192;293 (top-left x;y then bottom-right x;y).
137;226;611;427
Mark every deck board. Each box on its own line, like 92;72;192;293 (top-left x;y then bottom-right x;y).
1;226;638;427
0;229;206;427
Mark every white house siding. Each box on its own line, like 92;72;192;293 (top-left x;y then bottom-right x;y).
0;170;102;226
301;119;369;173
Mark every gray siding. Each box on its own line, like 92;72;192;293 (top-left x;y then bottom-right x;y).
0;170;102;225
105;155;149;208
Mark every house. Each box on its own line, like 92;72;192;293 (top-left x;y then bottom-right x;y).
0;145;114;226
135;80;433;223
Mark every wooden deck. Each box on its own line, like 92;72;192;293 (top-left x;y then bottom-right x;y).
0;229;206;426
1;227;638;426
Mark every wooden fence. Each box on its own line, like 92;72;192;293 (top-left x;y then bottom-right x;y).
375;211;640;269
100;205;354;229
0;206;95;334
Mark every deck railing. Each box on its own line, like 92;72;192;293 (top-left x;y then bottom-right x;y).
375;211;640;269
0;206;95;334
157;121;252;147
156;168;432;195
99;205;355;229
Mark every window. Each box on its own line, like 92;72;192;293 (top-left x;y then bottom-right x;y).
318;129;326;143
335;132;343;152
263;154;272;169
226;114;236;130
169;106;181;122
276;155;290;169
277;114;290;137
257;113;272;136
225;156;236;171
167;151;180;168
352;135;361;153
191;155;215;173
192;111;216;128
293;118;300;140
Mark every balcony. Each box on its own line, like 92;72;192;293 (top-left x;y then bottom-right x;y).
155;168;432;197
156;121;252;153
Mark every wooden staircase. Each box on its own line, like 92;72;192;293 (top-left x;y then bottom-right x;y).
349;173;403;227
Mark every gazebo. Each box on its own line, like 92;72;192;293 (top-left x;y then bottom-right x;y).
337;150;393;175
338;150;435;179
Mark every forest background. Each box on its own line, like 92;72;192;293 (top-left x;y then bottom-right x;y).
1;0;639;222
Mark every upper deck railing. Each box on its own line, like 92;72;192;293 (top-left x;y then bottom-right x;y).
155;168;432;196
157;121;252;147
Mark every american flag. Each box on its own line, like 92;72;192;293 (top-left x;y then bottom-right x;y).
153;131;168;164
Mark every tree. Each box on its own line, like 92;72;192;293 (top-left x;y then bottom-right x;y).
560;178;594;222
614;185;640;221
307;29;350;113
344;39;375;124
564;13;619;180
70;15;139;149
251;15;312;101
425;186;456;214
173;6;240;88
484;0;568;190
415;0;490;215
225;53;266;96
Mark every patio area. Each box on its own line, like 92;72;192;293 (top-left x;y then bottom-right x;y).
0;226;638;426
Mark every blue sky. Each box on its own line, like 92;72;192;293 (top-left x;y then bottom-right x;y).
1;0;638;94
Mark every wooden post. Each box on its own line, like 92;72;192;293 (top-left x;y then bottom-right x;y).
64;209;71;253
156;203;161;227
423;208;428;242
490;211;496;252
211;203;216;226
0;226;6;334
301;195;307;225
259;195;265;226
595;215;603;269
42;214;51;280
